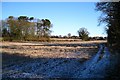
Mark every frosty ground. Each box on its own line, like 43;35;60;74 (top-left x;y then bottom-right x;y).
1;41;119;78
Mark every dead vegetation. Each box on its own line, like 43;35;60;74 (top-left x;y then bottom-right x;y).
1;41;100;58
1;41;106;78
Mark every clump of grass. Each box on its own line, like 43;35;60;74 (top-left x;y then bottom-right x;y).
78;58;87;63
63;60;68;63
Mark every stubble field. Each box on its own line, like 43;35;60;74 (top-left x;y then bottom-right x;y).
1;40;106;78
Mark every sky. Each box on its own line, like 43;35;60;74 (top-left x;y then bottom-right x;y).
2;2;107;37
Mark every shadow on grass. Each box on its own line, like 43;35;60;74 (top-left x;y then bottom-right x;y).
22;43;98;47
2;50;120;79
2;52;88;79
2;52;32;69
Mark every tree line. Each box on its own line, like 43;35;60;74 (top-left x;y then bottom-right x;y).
0;16;98;41
1;16;107;42
96;2;120;52
1;16;52;41
51;35;106;40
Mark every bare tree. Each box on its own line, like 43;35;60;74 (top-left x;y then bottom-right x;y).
77;27;89;41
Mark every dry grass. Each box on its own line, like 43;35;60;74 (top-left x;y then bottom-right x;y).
1;41;102;68
1;41;101;58
1;41;107;78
